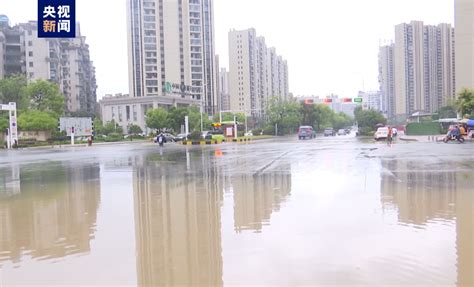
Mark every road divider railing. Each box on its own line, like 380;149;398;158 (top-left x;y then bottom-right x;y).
182;139;223;145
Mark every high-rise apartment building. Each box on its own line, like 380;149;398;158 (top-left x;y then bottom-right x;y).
378;44;395;118
126;0;217;114
358;91;382;111
219;67;230;111
455;0;474;92
0;16;97;113
228;28;289;117
381;21;455;118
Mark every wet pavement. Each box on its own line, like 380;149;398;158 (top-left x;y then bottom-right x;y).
0;135;472;286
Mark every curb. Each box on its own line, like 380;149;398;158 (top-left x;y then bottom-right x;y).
182;140;222;145
399;137;418;142
230;138;252;143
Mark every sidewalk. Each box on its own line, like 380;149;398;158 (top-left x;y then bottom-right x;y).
20;139;150;150
399;135;444;142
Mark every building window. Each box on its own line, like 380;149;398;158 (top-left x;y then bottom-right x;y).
28;41;32;46
28;51;33;57
126;106;130;121
29;62;34;67
133;105;137;121
118;106;123;122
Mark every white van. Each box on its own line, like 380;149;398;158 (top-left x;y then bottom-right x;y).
374;127;389;141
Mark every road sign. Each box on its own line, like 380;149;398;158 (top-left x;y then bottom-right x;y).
59;117;93;136
353;98;363;103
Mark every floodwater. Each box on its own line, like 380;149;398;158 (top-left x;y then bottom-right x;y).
0;138;472;286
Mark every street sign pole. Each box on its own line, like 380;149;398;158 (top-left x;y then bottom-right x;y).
185;116;189;138
71;127;75;145
6;128;11;149
234;115;237;139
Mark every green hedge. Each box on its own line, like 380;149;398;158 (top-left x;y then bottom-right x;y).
406;122;441;135
357;127;375;136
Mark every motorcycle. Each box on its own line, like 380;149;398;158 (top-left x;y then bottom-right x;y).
156;135;165;147
443;134;464;143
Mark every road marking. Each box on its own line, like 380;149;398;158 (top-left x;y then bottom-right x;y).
253;150;292;176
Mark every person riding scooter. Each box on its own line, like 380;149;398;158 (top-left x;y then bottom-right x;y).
444;125;464;143
157;133;166;147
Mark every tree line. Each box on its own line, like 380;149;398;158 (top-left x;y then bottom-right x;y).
0;75;65;132
265;97;354;135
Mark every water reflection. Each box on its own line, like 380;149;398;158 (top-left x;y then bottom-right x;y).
134;150;224;286
381;160;473;286
0;162;101;264
381;160;457;224
232;166;291;232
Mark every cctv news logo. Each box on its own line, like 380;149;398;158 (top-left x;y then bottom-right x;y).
38;0;76;38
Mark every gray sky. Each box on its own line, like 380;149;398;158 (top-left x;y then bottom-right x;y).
2;0;454;99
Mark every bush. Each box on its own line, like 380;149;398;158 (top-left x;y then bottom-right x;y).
104;133;123;142
358;127;374;136
262;125;275;135
188;131;201;141
406;122;441;135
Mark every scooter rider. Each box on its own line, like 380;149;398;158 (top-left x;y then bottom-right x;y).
157;132;166;147
452;125;461;141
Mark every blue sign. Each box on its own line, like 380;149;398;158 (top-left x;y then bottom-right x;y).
38;0;75;38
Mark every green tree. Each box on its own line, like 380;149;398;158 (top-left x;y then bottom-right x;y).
146;108;169;131
18;110;57;131
0;116;9;132
128;124;143;135
332;112;353;130
0;75;29;110
300;102;317;126
26;80;65;116
354;106;387;134
456;88;474;118
313;104;333;131
168;107;189;132
266;97;302;135
93;118;104;135
103;120;122;135
215;112;246;123
436;105;457;119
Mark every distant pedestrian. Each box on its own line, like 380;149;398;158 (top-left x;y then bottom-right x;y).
87;136;93;146
387;126;393;145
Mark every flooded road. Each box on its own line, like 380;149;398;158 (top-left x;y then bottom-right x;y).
0;137;472;286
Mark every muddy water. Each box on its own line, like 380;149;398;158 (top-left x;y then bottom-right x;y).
0;143;472;286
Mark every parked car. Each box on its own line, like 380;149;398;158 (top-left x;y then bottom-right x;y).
298;126;315;140
324;128;336;136
174;133;188;141
201;131;212;140
374;127;389;141
244;131;254;137
337;129;346;136
163;133;175;142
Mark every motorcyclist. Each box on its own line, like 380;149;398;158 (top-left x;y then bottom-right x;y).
452;125;461;141
157;133;166;147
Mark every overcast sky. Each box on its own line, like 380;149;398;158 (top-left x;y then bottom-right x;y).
2;0;454;99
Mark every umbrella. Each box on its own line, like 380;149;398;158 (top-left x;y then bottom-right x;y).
375;123;385;128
